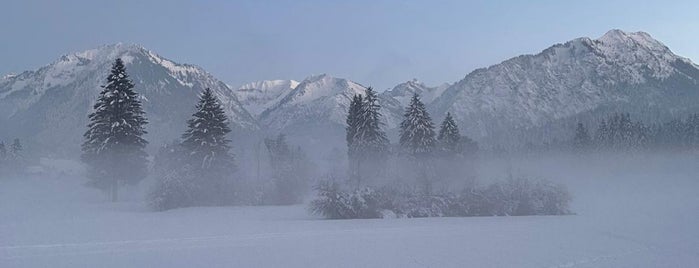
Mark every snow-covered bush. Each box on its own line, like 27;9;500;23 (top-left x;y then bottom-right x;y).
309;181;385;219
148;165;199;211
310;178;571;219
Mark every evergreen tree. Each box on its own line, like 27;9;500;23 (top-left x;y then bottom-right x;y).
82;58;148;202
399;94;437;194
181;88;235;205
400;94;436;156
355;87;389;155
354;87;389;186
437;112;461;155
346;94;363;180
182;88;234;169
572;123;591;151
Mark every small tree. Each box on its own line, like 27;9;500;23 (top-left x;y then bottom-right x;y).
437;113;461;156
82;58;148;202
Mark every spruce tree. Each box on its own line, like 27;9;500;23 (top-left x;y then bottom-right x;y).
573;122;591;151
82;58;148;202
399;94;437;194
346;94;363;164
181;88;235;205
400;94;436;157
356;87;389;155
437;112;461;155
182;88;234;169
353;87;389;186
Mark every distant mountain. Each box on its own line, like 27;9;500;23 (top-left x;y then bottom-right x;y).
431;29;699;146
258;74;367;132
235;80;299;118
0;43;257;155
5;29;699;154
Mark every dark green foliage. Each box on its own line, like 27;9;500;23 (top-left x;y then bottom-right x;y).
400;94;436;157
309;181;384;219
181;88;234;170
81;58;148;201
437;112;462;155
310;178;571;219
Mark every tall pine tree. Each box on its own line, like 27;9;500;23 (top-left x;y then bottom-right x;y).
346;94;363;163
399;94;437;194
356;87;389;155
400;94;436;157
181;88;234;169
437;112;461;155
180;88;235;205
82;58;148;202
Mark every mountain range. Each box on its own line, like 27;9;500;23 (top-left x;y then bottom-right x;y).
2;29;698;155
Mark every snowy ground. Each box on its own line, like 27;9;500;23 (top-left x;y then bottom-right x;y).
1;154;698;267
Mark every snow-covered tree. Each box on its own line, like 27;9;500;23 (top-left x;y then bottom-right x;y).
437;112;461;155
346;94;363;156
399;94;437;193
355;87;389;155
400;94;436;157
181;88;234;169
346;94;363;183
81;58;148;202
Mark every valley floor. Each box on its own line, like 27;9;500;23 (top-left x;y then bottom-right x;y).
1;154;699;267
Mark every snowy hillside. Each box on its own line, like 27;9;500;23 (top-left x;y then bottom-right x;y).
431;29;699;144
0;44;257;154
235;80;299;118
258;74;369;132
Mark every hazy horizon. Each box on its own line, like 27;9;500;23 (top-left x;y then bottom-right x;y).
2;0;699;90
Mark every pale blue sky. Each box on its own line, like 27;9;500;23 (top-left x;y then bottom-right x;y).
1;0;698;90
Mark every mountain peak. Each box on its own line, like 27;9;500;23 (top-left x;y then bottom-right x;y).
596;29;669;53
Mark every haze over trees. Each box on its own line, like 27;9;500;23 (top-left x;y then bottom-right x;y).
81;59;148;202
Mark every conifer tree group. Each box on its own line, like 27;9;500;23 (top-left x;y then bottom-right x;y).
344;91;475;194
345;87;389;187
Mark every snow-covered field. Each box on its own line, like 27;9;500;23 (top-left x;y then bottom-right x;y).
1;154;698;267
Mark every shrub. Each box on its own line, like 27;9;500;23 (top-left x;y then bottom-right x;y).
309;178;572;219
309;181;385;219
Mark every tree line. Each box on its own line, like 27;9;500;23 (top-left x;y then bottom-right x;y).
572;113;699;152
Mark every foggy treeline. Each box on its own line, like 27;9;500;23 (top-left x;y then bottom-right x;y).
2;58;697;219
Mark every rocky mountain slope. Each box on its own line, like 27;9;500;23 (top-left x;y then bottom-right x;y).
0;43;256;154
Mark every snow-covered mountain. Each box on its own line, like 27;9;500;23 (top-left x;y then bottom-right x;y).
235;80;299;118
431;29;699;145
0;43;256;154
258;74;367;132
384;79;449;107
